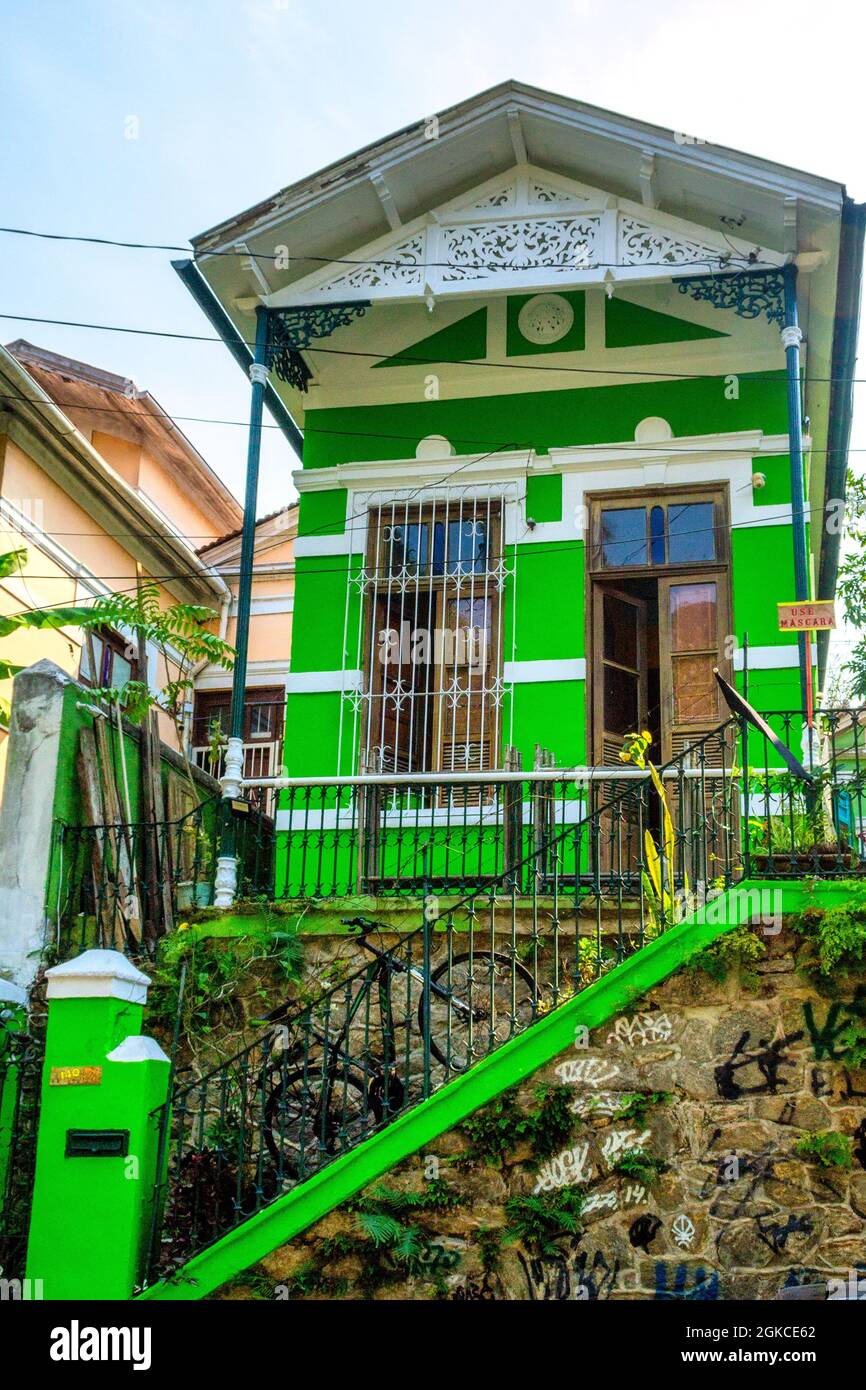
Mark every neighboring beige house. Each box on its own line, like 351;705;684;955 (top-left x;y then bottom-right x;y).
0;340;294;803
191;506;297;801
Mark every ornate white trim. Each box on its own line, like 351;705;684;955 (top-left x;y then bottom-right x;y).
213;855;238;910
267;164;784;309
220;736;245;799
517;294;575;343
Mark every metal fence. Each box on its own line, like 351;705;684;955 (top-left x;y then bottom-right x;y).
0;1024;43;1284
52;795;274;959
235;722;742;900
742;707;866;877
144;722;743;1281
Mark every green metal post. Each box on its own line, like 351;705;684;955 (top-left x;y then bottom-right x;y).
782;264;811;712
214;306;271;909
25;951;170;1300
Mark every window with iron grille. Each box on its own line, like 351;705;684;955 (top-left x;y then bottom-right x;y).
359;496;507;776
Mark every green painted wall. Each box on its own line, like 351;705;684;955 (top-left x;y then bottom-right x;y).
302;371;788;469
375;308;488;368
604;295;728;347
279;368;803;889
525;474;562;523
25;989;169;1300
298;489;348;537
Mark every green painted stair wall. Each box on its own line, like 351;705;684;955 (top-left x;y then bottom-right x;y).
137;879;840;1302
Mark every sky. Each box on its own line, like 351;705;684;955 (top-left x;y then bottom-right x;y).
2;0;866;670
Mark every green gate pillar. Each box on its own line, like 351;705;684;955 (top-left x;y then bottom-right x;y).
25;950;170;1300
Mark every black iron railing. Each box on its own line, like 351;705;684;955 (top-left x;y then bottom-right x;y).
743;706;866;877
51;795;273;958
0;1024;43;1283
144;722;743;1281
233;722;742;901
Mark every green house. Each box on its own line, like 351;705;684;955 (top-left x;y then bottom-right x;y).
176;82;864;902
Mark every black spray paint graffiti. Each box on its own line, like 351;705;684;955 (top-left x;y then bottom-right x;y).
714;1030;803;1100
629;1214;662;1253
755;1213;813;1256
518;1239;620;1301
694;1138;777;1219
802;987;866;1062
811;1065;866;1101
450;1279;497;1301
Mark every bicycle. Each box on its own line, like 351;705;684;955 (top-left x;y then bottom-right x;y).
259;915;535;1182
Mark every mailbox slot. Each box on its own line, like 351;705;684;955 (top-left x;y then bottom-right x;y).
65;1129;130;1158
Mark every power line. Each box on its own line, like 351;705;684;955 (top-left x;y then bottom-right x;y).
0;505;820;582
2;310;864;387
0;222;771;276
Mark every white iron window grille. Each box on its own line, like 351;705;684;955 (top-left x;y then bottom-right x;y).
351;488;516;782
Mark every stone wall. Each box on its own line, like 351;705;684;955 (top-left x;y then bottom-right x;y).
216;924;866;1301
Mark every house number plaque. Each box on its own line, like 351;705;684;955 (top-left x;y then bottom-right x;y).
49;1065;103;1087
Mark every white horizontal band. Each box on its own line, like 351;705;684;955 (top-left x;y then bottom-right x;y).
285;669;362;694
733;644;800;671
504;658;586;683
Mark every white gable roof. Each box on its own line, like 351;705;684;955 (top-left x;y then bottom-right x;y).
266;164;785;307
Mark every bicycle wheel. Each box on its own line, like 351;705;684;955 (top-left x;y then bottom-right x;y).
420;952;536;1072
263;1068;377;1183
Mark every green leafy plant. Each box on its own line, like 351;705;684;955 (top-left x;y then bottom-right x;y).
613;1147;668;1185
83;580;235;796
793;1130;853;1169
0;546;121;722
503;1188;584;1256
348;1179;464;1216
686;924;767;987
836;1016;866;1066
476;1227;502;1278
613;1092;670;1125
146;922;304;1050
793;883;866;976
459;1084;575;1169
836;468;866;698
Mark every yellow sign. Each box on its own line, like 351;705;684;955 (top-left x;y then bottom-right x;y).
49;1065;102;1087
777;600;836;632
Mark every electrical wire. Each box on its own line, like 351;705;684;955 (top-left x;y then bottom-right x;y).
0;223;771;276
2;311;862;387
0;506;822;586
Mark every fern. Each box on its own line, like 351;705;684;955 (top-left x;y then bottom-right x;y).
356;1211;404;1246
793;1131;853;1169
504;1188;584;1256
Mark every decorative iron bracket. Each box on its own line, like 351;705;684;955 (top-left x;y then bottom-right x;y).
674;269;785;326
266;301;371;392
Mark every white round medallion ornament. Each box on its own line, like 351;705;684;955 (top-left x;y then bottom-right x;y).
517;294;574;345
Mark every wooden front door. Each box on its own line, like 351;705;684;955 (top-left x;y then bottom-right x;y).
593;585;648;765
658;574;729;762
592;585;649;877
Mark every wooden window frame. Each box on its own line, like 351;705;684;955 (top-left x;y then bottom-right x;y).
586;483;733;765
359;500;504;776
79;625;139;690
587;485;729;578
